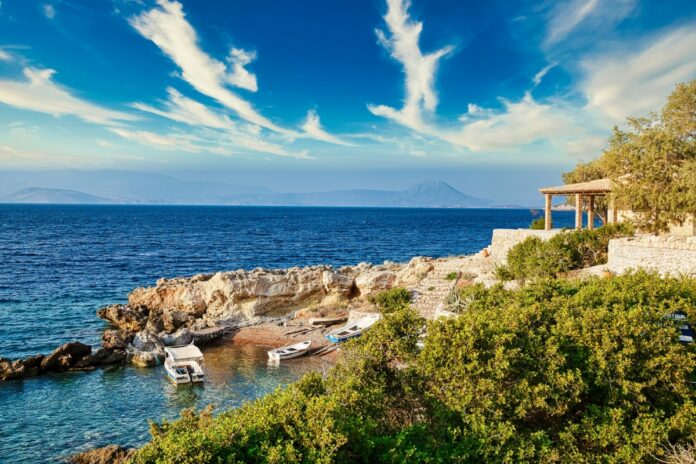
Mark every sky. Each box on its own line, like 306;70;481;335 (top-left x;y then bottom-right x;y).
0;0;695;202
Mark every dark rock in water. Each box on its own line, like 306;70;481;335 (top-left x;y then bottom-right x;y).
97;304;148;333
101;349;126;365
40;342;92;371
22;354;45;377
0;358;26;381
101;329;129;350
68;444;136;464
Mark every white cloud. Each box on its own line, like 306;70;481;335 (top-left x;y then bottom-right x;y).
443;93;570;152
367;0;453;131
43;4;55;19
0;49;11;62
129;0;289;134
0;67;136;124
545;0;635;47
132;87;237;131
110;127;200;152
582;25;696;121
301;110;355;147
226;48;257;92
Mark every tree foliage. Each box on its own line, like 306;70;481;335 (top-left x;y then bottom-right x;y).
563;79;696;234
133;275;696;463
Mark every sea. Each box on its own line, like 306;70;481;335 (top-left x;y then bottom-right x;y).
0;205;576;463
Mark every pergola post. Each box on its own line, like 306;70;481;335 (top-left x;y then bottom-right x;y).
544;194;553;230
575;193;583;229
587;195;595;230
609;195;618;224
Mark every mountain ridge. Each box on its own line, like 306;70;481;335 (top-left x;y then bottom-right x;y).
0;177;492;208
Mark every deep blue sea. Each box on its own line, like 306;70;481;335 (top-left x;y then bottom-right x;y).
0;205;576;463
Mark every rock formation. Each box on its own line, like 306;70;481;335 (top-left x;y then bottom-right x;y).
68;445;136;464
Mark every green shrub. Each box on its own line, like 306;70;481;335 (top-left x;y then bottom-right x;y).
529;217;545;230
444;271;459;281
133;272;696;464
497;223;633;280
368;287;411;313
421;272;696;463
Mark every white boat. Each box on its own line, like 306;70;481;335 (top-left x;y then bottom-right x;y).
267;340;312;361
164;344;205;384
325;314;380;343
308;315;347;326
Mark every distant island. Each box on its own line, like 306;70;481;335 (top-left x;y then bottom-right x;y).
0;171;496;208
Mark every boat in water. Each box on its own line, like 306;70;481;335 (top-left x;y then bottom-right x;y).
164;344;205;384
267;340;312;362
325;314;380;343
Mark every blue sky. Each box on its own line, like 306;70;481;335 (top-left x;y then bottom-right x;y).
0;0;695;200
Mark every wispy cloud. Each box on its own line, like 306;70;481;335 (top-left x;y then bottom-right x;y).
129;0;289;134
367;0;453;131
0;49;11;62
545;0;636;47
581;25;696;121
226;48;257;92
43;4;56;19
532;62;556;87
132;87;237;130
0;67;136;124
301;110;355;147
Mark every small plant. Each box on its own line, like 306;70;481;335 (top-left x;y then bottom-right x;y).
428;286;435;291
368;287;411;313
529;217;545;230
444;271;459;281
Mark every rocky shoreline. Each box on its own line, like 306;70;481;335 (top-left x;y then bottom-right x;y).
1;257;439;382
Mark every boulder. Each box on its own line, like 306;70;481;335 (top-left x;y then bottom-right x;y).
162;308;191;332
68;445;136;464
127;346;158;367
101;349;126;365
0;358;25;381
131;330;165;360
101;330;128;350
97;304;148;333
396;257;434;286
354;270;397;296
160;327;193;346
145;312;165;333
22;354;44;377
41;342;92;372
322;271;355;296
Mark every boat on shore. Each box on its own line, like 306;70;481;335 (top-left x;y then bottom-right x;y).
267;340;312;361
308;315;348;326
325;314;380;343
164;344;205;384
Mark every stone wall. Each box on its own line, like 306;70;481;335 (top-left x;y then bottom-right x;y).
608;236;696;277
489;229;562;264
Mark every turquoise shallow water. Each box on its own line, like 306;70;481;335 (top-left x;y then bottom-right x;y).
0;205;577;462
1;343;329;463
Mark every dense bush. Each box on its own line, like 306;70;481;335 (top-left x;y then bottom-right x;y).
497;223;633;280
529;217;545;230
133;272;696;464
367;287;411;313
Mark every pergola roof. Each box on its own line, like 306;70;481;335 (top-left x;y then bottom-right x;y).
539;178;612;195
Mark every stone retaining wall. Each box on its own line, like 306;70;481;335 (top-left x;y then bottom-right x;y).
608;236;696;277
490;229;562;264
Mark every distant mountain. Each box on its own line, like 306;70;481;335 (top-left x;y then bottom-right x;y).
2;187;114;204
0;170;491;208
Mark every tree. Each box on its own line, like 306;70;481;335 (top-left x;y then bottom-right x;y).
564;79;696;234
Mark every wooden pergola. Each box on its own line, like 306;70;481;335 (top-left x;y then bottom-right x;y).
539;178;615;231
